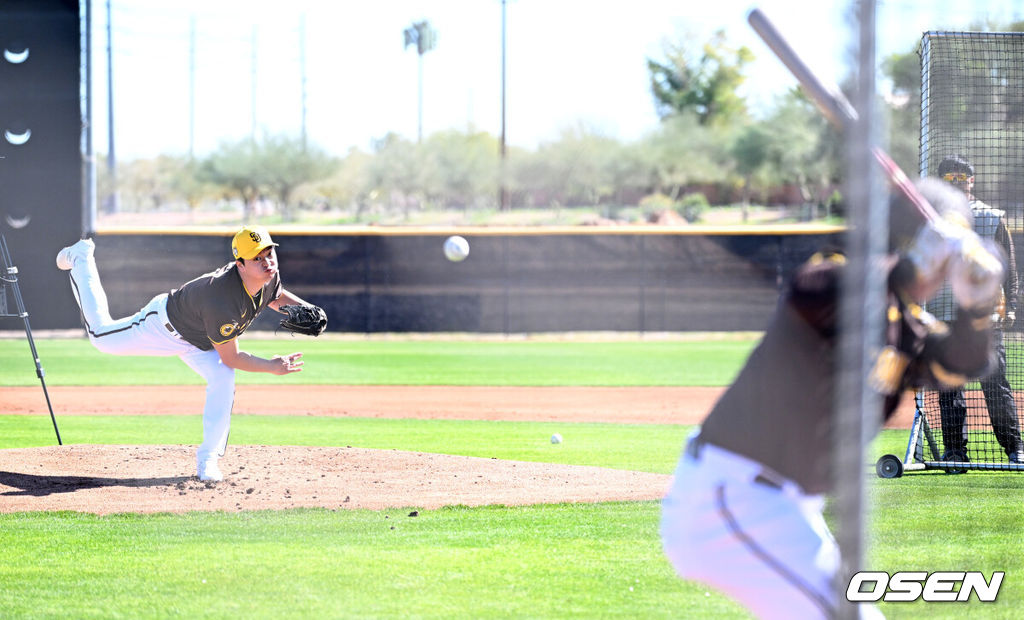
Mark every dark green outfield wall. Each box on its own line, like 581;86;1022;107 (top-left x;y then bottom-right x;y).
40;229;843;332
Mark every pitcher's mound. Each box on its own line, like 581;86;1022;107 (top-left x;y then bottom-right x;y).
0;444;670;514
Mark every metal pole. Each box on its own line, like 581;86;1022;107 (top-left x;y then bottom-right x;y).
835;1;882;617
82;0;96;236
189;15;196;160
499;0;508;211
251;25;257;143
105;0;118;214
300;14;308;152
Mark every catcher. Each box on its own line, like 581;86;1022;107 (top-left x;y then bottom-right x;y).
56;226;327;482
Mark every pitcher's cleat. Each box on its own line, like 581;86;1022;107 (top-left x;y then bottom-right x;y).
55;238;96;270
197;459;223;482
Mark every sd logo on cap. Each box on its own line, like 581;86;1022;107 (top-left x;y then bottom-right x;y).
232;226;278;260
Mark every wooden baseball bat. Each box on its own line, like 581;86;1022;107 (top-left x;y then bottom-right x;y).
747;8;939;223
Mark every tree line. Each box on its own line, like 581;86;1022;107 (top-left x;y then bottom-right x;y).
104;25;1017;225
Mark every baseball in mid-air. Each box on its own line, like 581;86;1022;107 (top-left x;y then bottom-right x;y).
550;433;563;444
443;235;470;262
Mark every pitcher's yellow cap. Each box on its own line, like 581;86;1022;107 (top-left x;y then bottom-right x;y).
231;226;278;260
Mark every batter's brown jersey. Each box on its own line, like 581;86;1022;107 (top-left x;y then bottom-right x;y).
165;262;282;351
698;250;995;495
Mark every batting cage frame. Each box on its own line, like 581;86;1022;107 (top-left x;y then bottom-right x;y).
878;30;1024;478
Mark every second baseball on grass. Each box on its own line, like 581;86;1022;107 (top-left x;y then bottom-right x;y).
550;433;563;444
443;235;470;262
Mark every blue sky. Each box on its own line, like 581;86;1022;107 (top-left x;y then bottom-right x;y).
89;0;1024;160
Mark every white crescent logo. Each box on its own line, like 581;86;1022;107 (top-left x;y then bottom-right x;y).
3;48;29;64
4;214;31;229
4;129;31;145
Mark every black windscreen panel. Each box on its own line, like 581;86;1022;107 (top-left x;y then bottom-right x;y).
0;0;83;327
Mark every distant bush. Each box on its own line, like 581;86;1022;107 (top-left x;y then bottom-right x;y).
638;192;675;218
678;193;710;223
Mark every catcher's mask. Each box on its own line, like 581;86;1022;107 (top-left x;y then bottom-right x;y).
232;226;279;260
937;153;975;189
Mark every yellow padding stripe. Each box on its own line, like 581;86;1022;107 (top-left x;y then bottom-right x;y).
95;224;846;238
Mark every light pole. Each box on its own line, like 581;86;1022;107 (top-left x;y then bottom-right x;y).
403;20;438;143
499;0;508;211
105;0;119;214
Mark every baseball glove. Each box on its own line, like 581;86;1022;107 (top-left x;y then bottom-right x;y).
278;304;327;337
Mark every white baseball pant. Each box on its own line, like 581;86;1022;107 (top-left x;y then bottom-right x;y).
68;252;235;466
661;434;884;620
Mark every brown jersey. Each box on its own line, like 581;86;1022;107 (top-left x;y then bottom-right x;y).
698;250;995;495
165;262;282;351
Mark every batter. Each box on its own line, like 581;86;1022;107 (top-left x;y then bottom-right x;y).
56;227;310;482
661;179;1005;619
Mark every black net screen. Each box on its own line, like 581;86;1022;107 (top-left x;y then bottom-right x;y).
919;31;1024;470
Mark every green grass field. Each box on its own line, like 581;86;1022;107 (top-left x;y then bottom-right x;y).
0;336;757;386
2;336;1024;619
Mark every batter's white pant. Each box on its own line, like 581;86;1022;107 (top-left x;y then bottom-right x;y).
68;251;234;466
661;434;884;620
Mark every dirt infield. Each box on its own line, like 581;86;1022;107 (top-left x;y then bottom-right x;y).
0;444;670;515
0;385;916;514
1;384;918;425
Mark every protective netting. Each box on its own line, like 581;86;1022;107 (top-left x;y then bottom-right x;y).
918;31;1024;471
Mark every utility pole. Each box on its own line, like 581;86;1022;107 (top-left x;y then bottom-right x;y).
300;14;307;152
499;0;508;211
403;20;437;143
189;16;196;160
251;25;258;144
105;0;118;214
83;0;95;236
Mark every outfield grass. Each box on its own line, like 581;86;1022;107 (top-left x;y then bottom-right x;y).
0;503;753;619
866;463;1024;619
0;414;971;479
0;337;757;386
0;416;689;474
3;416;1023;618
3;335;1024;618
2;495;1022;620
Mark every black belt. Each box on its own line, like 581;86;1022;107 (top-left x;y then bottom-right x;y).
164;322;184;340
753;472;784;490
687;434;785;490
